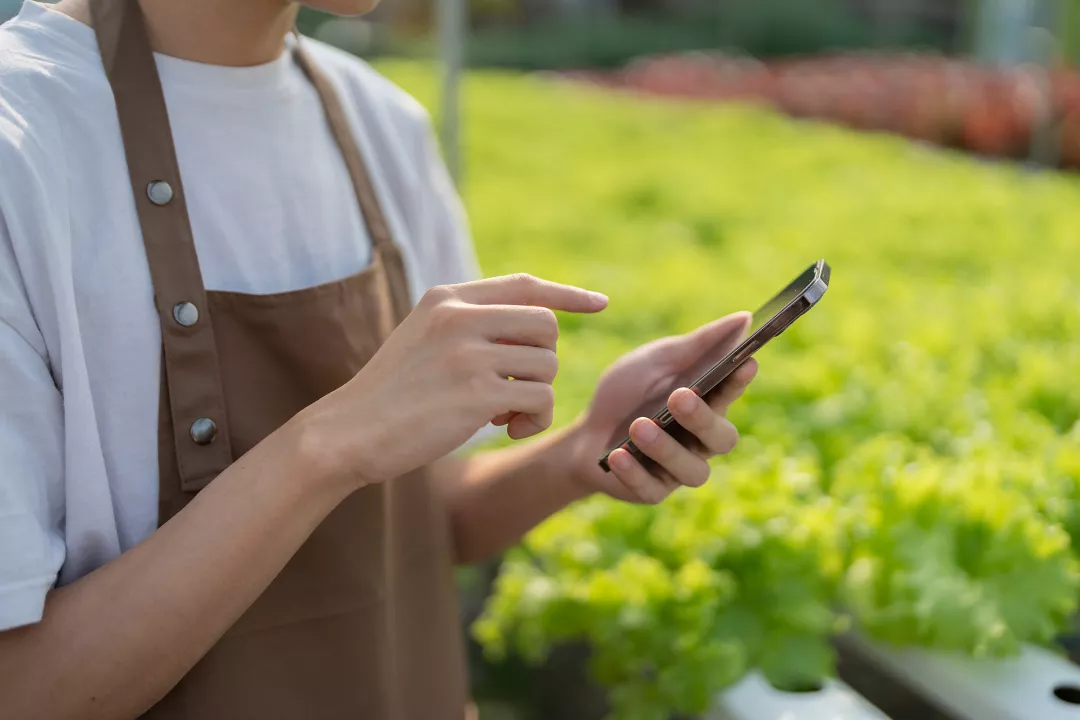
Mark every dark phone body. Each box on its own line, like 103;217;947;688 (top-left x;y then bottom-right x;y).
598;260;831;473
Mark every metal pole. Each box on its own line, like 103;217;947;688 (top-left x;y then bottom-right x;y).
1027;24;1060;168
437;0;466;186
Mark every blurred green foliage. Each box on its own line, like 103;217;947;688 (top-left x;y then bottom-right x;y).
379;62;1080;718
462;0;954;71
304;0;957;71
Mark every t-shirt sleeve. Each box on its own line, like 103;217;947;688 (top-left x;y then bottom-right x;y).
0;205;66;631
408;108;484;289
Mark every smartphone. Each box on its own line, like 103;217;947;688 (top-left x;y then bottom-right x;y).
598;259;831;472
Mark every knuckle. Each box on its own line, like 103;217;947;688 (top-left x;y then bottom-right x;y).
537;307;560;343
618;473;648;502
698;464;713;485
705;419;738;455
430;300;472;336
545;352;560;382
696;413;724;440
508;272;539;288
719;423;740;454
426;300;455;331
618;462;660;503
685;463;711;488
532;305;557;323
518;307;559;348
691;414;717;436
420;284;452;308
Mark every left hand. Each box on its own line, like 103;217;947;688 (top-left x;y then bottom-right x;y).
567;312;757;504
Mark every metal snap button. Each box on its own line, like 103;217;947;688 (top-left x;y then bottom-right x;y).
172;301;199;328
190;417;217;445
147;180;174;206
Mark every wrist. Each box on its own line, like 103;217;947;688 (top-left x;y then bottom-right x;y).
283;404;370;498
558;416;603;500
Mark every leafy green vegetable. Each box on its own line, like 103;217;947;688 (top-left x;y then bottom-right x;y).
834;436;1080;656
473;448;845;718
377;62;1080;718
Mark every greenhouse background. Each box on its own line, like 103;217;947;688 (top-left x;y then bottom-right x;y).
345;3;1080;716
294;0;1080;179
249;1;1080;719
7;0;1080;718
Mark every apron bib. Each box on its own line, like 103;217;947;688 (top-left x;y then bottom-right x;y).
89;1;470;717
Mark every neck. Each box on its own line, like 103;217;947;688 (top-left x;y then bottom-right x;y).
54;0;300;66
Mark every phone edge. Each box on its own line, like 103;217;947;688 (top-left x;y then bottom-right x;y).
597;260;830;473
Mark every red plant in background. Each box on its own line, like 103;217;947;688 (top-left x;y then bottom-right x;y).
1061;111;1080;167
567;51;1080;170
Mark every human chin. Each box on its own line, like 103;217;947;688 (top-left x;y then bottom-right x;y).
300;0;381;16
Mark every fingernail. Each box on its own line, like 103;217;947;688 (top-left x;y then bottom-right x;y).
589;291;608;306
635;420;658;443
675;390;696;414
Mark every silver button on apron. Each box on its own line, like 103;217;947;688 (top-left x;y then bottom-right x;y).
146;180;174;206
173;302;199;328
190;417;218;445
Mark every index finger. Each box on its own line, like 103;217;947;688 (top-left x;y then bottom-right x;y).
456;274;608;313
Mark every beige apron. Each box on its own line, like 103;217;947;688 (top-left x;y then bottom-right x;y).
89;1;470;717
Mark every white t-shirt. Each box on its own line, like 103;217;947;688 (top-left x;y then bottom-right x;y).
0;2;486;631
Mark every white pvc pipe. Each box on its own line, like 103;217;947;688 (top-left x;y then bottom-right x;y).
711;671;892;720
849;637;1080;720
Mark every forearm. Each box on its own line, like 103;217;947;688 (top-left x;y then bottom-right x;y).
436;422;594;565
0;417;352;720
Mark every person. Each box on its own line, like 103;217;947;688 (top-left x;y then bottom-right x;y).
0;0;758;717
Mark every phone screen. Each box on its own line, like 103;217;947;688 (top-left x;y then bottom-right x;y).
748;263;820;336
667;262;823;397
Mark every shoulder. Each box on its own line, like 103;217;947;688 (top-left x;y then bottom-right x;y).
0;19;57;145
0;3;110;108
0;45;57;225
298;40;480;292
0;9;106;334
300;38;429;121
0;6;110;191
299;38;444;206
300;38;433;143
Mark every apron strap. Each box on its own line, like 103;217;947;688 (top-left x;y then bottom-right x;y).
292;39;395;252
90;0;233;492
89;0;398;492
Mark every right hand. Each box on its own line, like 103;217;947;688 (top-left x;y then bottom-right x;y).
295;274;608;489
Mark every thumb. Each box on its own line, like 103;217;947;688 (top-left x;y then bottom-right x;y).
669;311;753;366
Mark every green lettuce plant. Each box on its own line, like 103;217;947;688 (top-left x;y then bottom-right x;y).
376;62;1080;719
